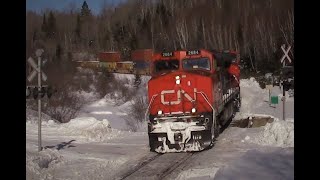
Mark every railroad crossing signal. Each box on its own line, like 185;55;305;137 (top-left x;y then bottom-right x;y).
27;57;47;82
280;44;292;67
26;49;48;152
26;85;55;99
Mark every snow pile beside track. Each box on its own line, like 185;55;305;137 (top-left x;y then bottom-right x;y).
26;108;55;122
59;117;123;142
238;77;294;119
26;149;64;179
240;77;264;91
252;119;294;147
73;90;97;102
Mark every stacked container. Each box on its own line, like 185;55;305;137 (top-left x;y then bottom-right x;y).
131;49;153;75
98;52;121;72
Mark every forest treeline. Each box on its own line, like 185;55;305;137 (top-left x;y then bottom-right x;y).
26;0;293;74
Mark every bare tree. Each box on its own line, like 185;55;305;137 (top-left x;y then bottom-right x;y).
26;0;293;75
43;86;85;123
176;17;189;49
279;10;294;58
126;96;148;131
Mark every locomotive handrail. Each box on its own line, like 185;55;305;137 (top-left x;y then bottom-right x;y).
144;94;159;122
196;91;217;137
233;74;239;84
196;91;215;112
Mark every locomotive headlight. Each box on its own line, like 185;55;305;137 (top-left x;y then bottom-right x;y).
191;108;196;113
175;76;181;84
158;110;163;115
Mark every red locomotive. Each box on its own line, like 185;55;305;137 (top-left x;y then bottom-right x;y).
146;49;241;153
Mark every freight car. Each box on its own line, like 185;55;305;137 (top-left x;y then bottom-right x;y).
99;62;117;72
131;49;153;75
116;61;135;74
98;51;121;62
74;60;100;70
74;50;153;75
97;51;121;72
146;49;241;153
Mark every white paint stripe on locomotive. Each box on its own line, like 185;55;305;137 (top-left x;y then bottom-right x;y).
181;90;194;102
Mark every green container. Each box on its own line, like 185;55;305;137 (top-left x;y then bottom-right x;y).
271;96;278;104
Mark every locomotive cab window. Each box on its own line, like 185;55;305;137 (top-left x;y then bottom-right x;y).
182;58;210;71
154;60;179;73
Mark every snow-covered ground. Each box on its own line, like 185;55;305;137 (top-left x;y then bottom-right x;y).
26;76;293;180
77;73;150;130
26;118;150;180
237;77;294;120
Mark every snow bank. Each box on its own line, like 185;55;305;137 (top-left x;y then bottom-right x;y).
251;119;294;147
239;78;267;115
240;77;293;101
116;99;133;111
73;90;97;102
26;149;64;179
236;78;294;147
238;77;294;119
240;77;263;90
62;117;111;129
58;117;123;142
35;149;64;169
234;113;275;121
26;145;130;180
26;108;56;122
88;98;111;108
27;115;124;143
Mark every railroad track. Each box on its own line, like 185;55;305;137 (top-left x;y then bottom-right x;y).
118;152;194;180
118;153;163;180
157;152;194;180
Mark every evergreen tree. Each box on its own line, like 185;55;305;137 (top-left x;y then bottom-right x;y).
47;11;56;38
81;1;91;17
41;14;47;33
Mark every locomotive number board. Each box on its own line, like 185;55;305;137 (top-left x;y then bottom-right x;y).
187;50;200;55
162;52;173;57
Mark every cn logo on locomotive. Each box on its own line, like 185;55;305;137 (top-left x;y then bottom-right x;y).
160;88;197;105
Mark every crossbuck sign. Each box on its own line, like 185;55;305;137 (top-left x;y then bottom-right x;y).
27;57;47;82
280;44;292;67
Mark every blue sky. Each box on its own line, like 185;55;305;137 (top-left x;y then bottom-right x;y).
26;0;125;14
